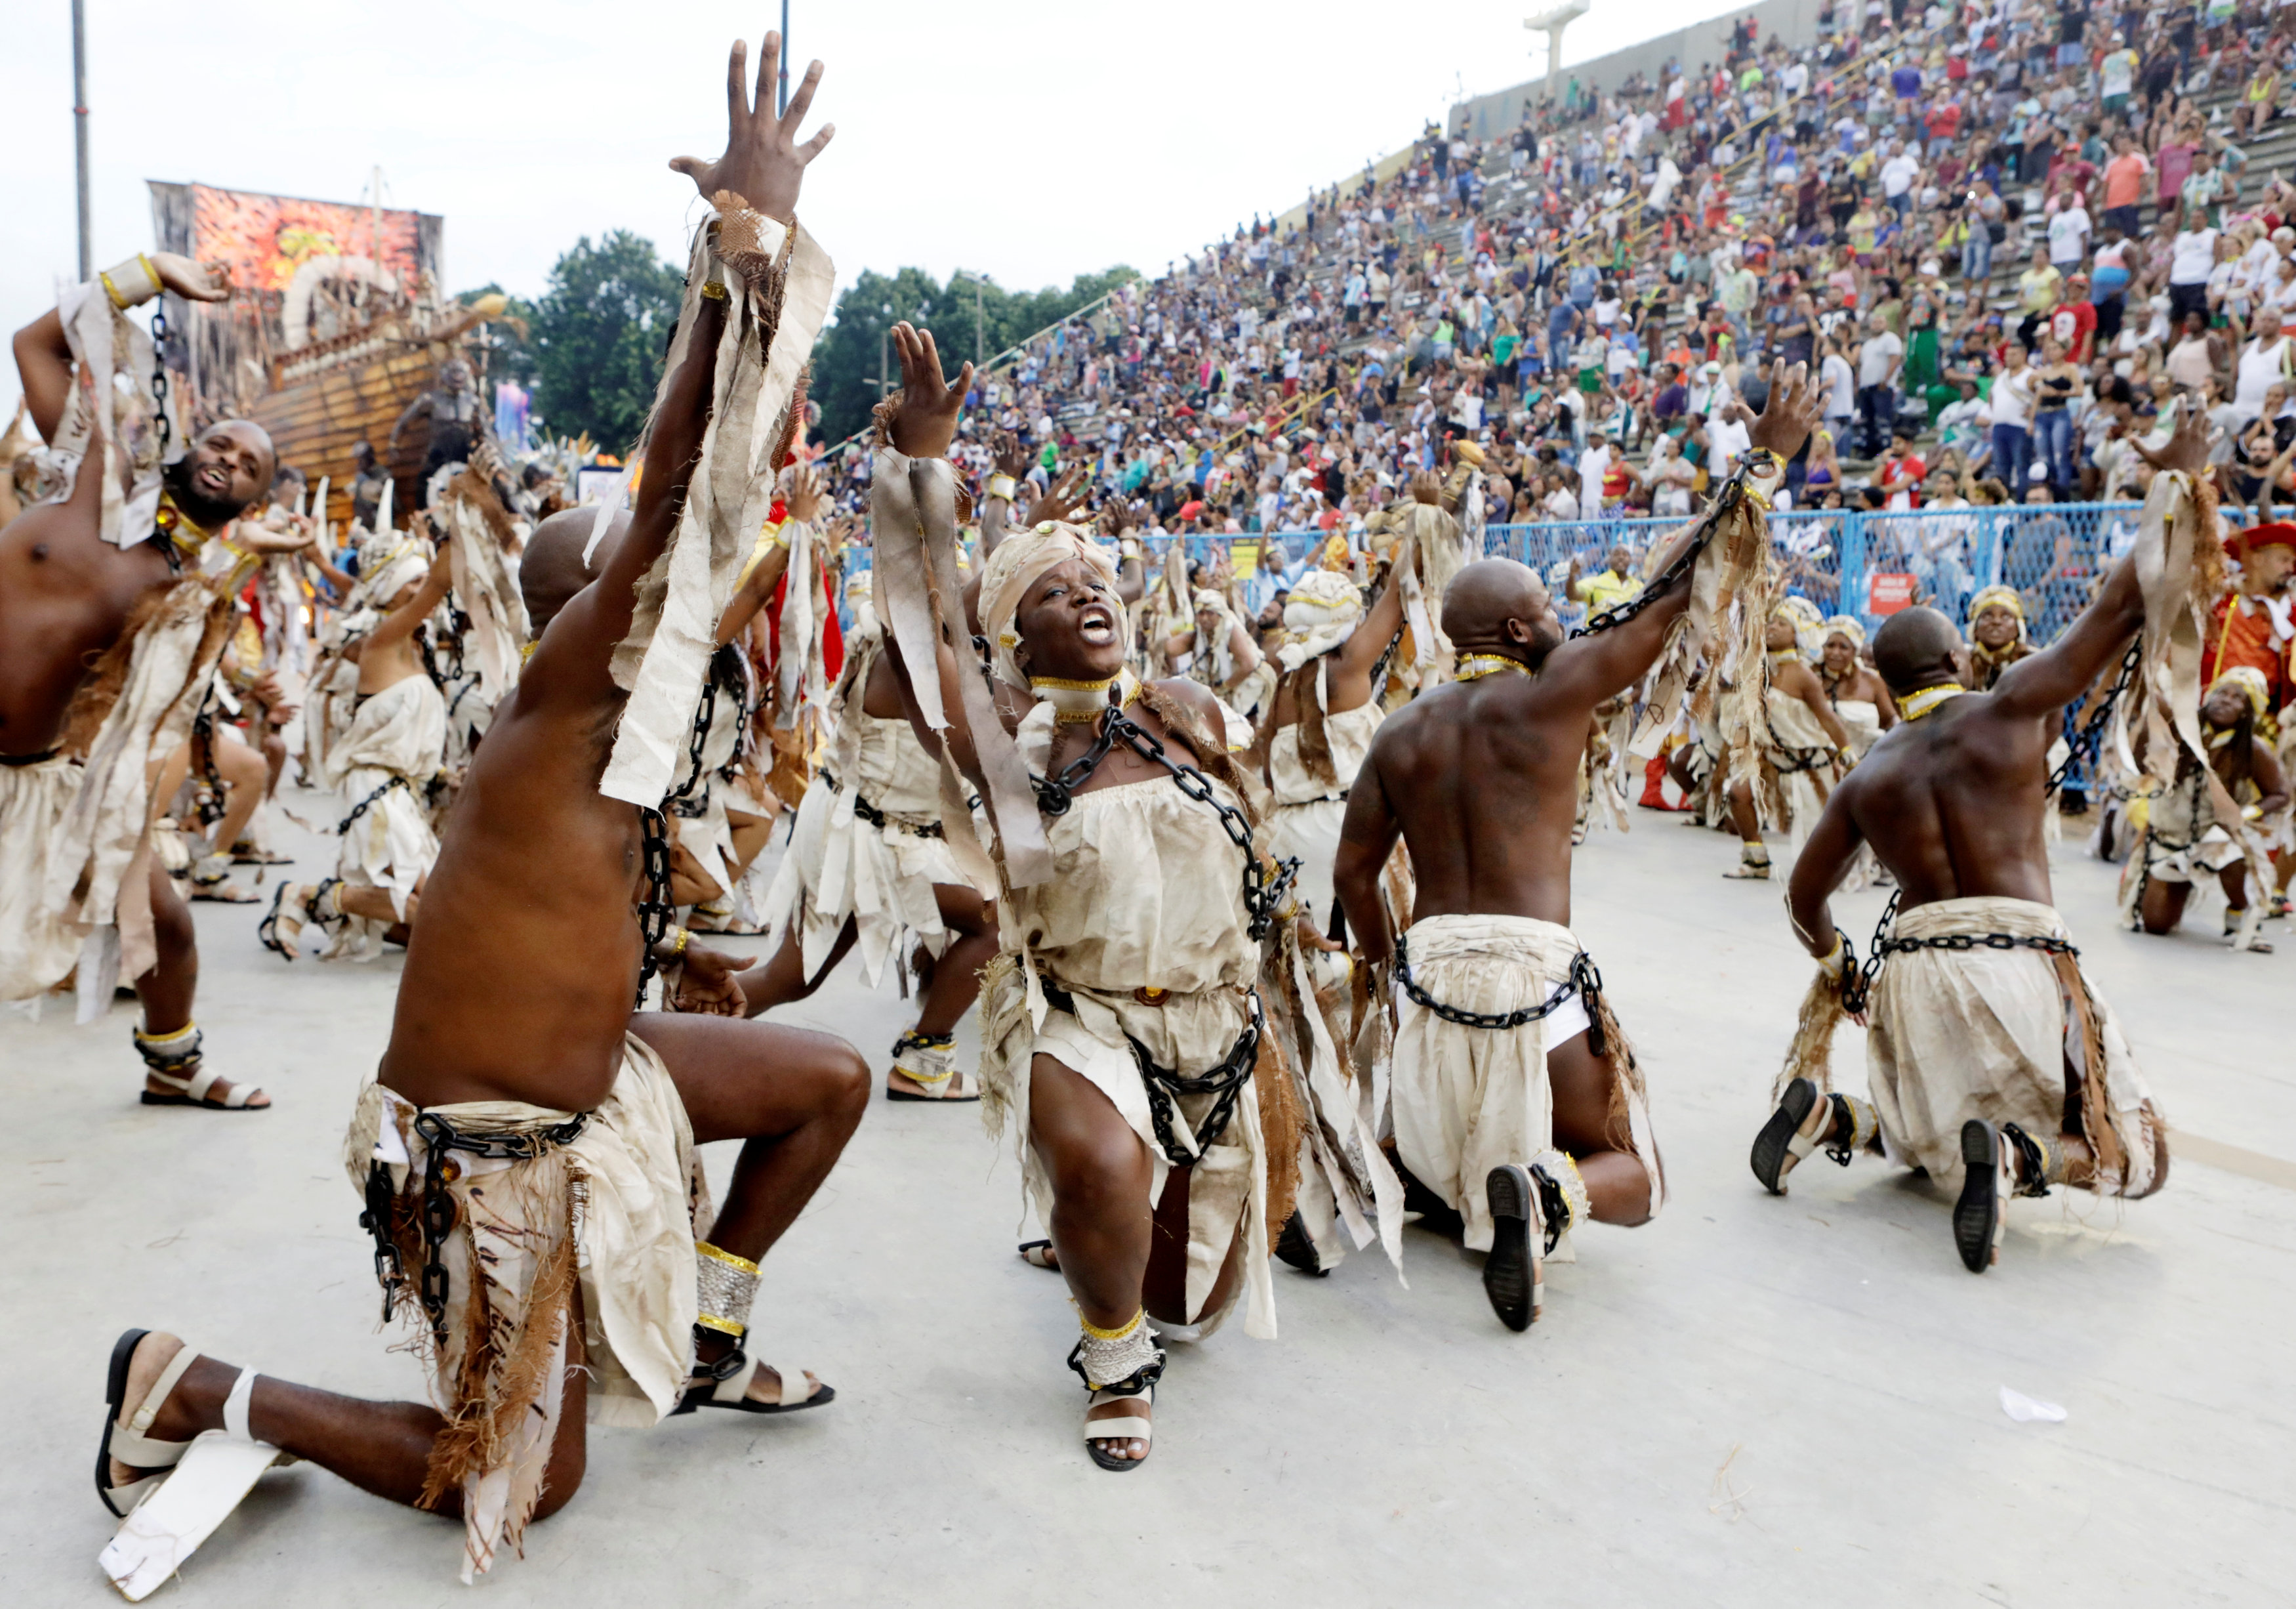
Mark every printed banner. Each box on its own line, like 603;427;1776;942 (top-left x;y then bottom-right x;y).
1868;572;1917;615
188;183;424;294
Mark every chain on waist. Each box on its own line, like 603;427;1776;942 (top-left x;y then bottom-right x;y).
1036;977;1261;1166
1393;934;1610;1052
821;769;953;837
359;1107;590;1344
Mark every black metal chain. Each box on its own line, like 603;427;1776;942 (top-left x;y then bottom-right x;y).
667;659;720;806
1034;705;1299;941
381;1109;590;1343
1568;461;1754;640
187;707;230;827
851;789;946;839
337;774;409;834
1042;979;1263;1165
2045;638;2140;799
634;805;674;1010
1393;936;1607;1045
1836;888;2078;1014
150;304;171;461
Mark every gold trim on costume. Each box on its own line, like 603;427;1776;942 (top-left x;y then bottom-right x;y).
1898;684;1967;721
1455;653;1531;681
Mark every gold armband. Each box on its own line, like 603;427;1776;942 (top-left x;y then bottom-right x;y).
987;473;1018;503
666;926;691;957
100;253;162;310
698;278;729;302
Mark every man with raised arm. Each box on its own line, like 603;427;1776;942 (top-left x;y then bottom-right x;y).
1;240;310;1108
1750;417;2201;1277
1334;363;1828;1331
91;35;868;1592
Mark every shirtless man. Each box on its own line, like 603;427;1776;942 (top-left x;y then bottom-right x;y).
1334;362;1826;1330
1751;415;2198;1274
94;35;866;1586
2;250;300;1108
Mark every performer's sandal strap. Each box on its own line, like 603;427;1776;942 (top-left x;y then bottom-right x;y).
146;1064;253;1109
680;1346;834;1415
1084;1385;1154;1471
100;1335;201;1516
98;1368;286;1604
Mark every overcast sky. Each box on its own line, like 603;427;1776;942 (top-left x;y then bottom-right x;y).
2;0;1741;348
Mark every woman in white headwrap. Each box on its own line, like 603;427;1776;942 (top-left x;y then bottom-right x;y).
873;324;1318;1473
1721;599;1855;879
1818;614;1897;758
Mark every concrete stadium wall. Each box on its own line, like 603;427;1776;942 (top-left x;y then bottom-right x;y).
1447;0;1830;141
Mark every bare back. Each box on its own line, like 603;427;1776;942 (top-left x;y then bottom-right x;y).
1351;672;1593;929
375;671;647;1112
1825;694;2057;908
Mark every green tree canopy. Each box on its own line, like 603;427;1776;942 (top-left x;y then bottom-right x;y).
810;264;1139;444
462;241;1138;451
518;230;683;451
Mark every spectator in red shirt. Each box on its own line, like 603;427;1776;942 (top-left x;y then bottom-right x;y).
1879;431;1928;510
2046;276;2099;363
1923;93;1962;159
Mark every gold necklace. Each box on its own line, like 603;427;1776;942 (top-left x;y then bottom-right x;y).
1898;684;1967;721
1031;667;1141;723
1456;652;1531;681
152;491;212;558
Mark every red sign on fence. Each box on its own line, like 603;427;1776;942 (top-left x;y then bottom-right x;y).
1868;572;1918;615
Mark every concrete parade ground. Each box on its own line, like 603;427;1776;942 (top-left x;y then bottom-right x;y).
3;785;2291;1608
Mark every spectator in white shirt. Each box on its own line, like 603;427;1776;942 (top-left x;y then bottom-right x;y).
2047;191;2091;268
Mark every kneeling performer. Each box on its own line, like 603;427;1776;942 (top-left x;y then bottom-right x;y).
92;37;865;1593
1752;415;2207;1272
1336;364;1824;1329
879;326;1305;1471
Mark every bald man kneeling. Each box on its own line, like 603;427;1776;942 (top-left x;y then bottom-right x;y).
1335;364;1826;1330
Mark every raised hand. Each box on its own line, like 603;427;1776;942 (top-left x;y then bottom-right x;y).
2133;403;2212;479
886;323;974;461
150;253;232;303
992;430;1033;480
1748;360;1820;461
785;461;825;522
1026;463;1090;525
668;31;834;223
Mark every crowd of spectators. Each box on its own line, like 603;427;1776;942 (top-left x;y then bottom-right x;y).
829;0;2296;617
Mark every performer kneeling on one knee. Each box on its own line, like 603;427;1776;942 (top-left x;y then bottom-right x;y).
1335;361;1826;1331
877;325;1315;1473
1753;413;2215;1273
92;37;866;1594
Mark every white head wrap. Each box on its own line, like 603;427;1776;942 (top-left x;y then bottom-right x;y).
363;541;431;608
1278;568;1363;671
1821;613;1866;651
977;520;1122;691
1773;594;1826;662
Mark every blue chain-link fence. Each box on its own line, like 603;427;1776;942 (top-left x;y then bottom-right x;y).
840;502;2146;642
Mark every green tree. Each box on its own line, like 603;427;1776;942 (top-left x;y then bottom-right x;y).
809;264;1141;444
523;230;684;450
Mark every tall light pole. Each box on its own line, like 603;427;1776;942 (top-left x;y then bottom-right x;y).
953;270;987;367
72;0;92;278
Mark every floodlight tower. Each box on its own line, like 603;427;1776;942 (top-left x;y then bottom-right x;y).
1524;0;1591;89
